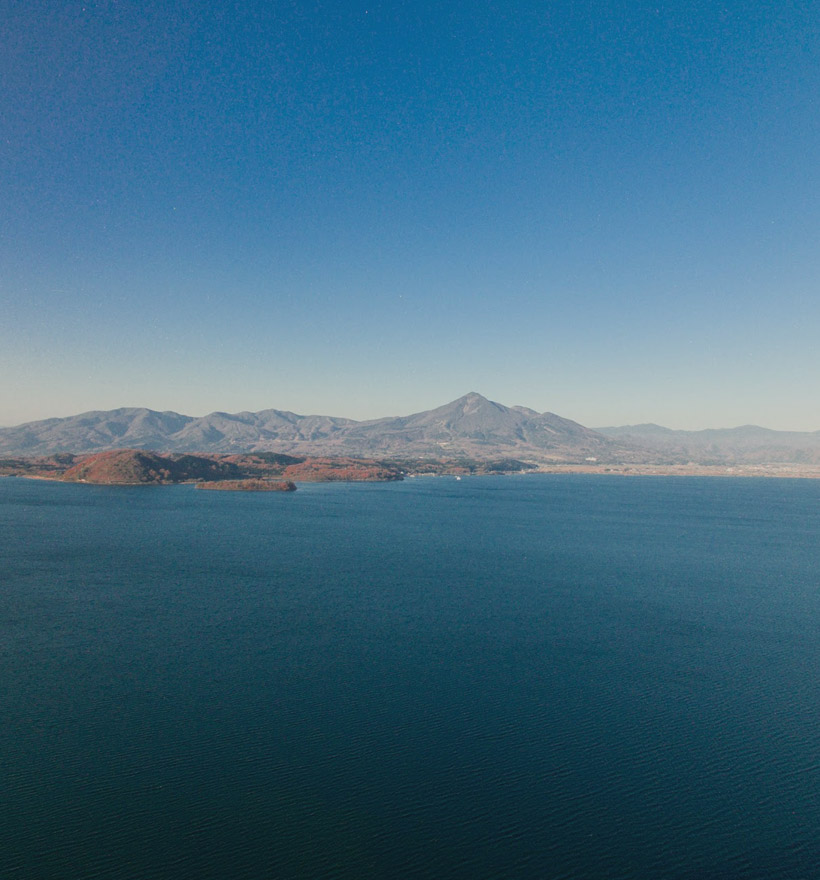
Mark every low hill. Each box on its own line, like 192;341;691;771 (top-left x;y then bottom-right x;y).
1;450;407;484
197;480;297;492
61;450;241;484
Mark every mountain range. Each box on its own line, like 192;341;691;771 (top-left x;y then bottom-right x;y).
2;393;820;465
595;423;820;465
0;393;611;461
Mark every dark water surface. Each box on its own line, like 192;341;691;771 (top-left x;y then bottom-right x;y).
1;475;819;879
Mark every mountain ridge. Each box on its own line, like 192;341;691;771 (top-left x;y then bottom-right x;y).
595;422;820;462
0;393;613;461
3;394;820;464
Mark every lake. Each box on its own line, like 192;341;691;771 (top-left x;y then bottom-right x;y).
1;474;819;879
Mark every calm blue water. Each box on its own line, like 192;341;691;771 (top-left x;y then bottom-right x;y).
1;474;819;879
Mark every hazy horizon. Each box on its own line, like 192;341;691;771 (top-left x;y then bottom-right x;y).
4;2;819;431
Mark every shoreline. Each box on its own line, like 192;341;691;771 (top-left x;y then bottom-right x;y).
6;462;820;484
526;463;820;479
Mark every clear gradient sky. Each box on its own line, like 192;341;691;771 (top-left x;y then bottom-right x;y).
2;1;819;429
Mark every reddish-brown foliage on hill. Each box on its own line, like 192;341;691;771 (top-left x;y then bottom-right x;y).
196;479;297;492
61;450;241;484
280;457;403;482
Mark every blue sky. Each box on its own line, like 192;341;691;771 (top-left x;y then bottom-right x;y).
2;0;819;429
